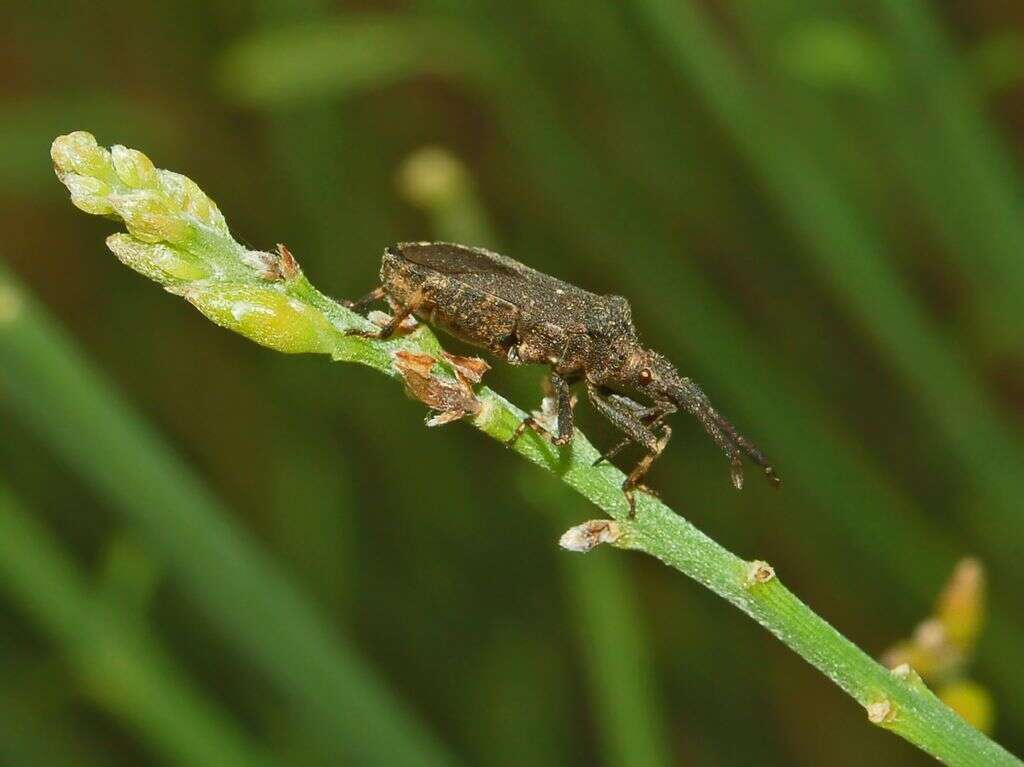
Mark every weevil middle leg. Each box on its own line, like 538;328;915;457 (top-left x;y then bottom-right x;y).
592;399;676;467
507;369;576;447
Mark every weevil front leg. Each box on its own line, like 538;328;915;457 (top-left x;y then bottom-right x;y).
586;384;673;518
345;287;426;340
343;286;385;313
507;369;575;447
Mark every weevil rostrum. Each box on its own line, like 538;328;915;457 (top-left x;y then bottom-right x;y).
347;242;780;516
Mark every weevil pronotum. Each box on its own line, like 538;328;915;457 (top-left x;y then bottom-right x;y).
347;242;780;516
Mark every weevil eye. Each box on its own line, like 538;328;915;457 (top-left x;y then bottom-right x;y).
638;368;653;385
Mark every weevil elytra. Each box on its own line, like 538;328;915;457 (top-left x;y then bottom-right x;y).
347;242;779;515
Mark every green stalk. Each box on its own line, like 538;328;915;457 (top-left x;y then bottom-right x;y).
0;484;277;767
44;132;1020;766
557;511;673;767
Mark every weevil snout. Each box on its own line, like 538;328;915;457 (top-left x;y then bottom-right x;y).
627;349;781;490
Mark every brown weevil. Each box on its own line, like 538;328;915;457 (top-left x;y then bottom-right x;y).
347;242;780;516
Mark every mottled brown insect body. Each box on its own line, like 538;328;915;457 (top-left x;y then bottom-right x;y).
350;242;778;515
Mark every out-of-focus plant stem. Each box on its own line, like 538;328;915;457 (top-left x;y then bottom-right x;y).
0;485;278;767
49;132;1022;767
0;262;457;767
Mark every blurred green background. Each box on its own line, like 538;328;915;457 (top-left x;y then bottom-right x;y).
3;1;1024;765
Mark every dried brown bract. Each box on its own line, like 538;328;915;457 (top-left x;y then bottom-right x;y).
558;519;623;552
393;349;484;427
440;351;490;385
259;243;302;281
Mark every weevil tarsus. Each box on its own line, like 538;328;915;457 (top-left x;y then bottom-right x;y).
343;286;385;313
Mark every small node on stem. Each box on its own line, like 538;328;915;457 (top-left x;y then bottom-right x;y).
744;560;776;588
259;243;302;282
368;310;419;334
890;662;912;681
890;663;928;692
559;519;623;553
866;699;896;726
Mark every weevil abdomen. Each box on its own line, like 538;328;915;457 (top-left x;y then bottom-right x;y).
381;244;520;356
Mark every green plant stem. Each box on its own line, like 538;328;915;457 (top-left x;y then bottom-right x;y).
0;484;278;767
557;512;673;767
480;405;1016;766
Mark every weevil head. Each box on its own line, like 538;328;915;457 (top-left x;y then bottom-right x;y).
614;346;693;407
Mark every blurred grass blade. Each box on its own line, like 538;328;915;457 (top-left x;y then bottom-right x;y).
0;702;108;767
0;264;457;767
0;484;277;767
631;0;1024;577
872;0;1024;309
218;16;488;107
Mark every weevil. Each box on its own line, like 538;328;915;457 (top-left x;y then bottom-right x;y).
347;242;779;516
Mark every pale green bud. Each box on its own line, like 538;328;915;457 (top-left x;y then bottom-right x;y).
172;284;336;354
106;234;210;284
62;174;115;216
51;131;114;180
157;169;229;236
110;145;158;189
110;190;191;245
54;132;279;288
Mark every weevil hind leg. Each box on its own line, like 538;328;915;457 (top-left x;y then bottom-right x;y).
586;384;674;518
506;369;576;447
622;425;671;518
